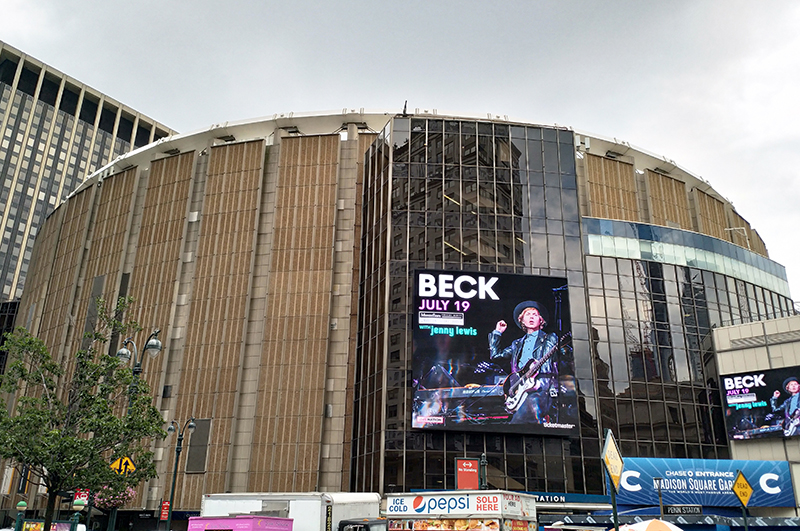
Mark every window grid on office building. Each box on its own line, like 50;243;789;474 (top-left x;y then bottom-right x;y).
0;41;175;302
355;117;797;497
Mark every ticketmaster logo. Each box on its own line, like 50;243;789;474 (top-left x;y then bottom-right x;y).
544;422;575;429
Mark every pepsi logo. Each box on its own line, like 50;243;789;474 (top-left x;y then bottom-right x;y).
409;495;469;514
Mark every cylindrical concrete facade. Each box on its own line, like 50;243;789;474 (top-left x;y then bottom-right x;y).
10;111;793;525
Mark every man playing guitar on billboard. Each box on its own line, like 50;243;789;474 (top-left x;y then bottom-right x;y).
771;376;800;437
488;300;560;424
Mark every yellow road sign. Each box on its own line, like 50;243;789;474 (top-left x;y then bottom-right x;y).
602;430;624;492
110;456;136;475
732;470;753;507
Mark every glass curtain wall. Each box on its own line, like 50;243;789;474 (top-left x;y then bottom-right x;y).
354;117;602;495
353;115;796;497
588;255;793;460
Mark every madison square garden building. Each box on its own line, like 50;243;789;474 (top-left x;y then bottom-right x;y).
10;111;793;515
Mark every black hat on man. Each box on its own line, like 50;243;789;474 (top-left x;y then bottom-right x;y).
513;300;549;329
784;377;799;390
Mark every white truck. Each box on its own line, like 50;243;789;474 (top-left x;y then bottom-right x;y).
200;492;385;531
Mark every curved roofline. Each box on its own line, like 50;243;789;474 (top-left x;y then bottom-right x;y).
573;127;734;206
66;109;743;229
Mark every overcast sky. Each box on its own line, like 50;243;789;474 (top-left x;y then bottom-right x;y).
3;0;799;300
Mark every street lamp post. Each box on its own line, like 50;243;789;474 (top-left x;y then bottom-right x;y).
116;329;163;403
14;501;27;531
654;477;664;517
479;453;488;490
71;500;86;531
165;418;195;531
109;329;162;531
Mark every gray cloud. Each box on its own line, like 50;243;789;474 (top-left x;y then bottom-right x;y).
3;0;799;296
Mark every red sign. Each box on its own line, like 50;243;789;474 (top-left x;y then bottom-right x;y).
455;458;480;490
75;489;90;503
160;501;170;521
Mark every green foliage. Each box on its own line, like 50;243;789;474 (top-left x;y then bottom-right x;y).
0;297;166;527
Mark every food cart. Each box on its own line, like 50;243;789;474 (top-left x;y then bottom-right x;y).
384;491;536;531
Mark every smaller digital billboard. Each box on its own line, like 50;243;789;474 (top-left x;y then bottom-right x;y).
614;458;795;508
411;270;577;436
720;365;800;440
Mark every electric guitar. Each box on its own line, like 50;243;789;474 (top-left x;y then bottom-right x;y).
502;332;571;413
785;407;800;436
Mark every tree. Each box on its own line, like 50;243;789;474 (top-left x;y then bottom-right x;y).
0;297;166;531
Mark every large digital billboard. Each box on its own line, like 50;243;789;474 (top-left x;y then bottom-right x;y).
614;458;795;508
411;270;577;435
720;365;800;440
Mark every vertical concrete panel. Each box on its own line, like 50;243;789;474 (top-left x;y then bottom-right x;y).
648;170;692;230
37;188;93;353
179;140;262;496
584;154;638;222
248;134;340;492
66;176;134;362
129;153;194;369
17;204;65;335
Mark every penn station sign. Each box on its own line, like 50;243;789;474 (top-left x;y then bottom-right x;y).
614;458;794;507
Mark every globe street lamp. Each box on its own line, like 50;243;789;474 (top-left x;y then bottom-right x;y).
110;328;162;531
71;499;86;531
116;329;163;381
165;418;195;531
14;501;27;531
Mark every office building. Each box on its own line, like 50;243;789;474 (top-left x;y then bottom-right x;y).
0;39;175;306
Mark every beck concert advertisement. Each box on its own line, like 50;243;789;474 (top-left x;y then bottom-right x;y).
721;365;800;440
411;269;577;435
